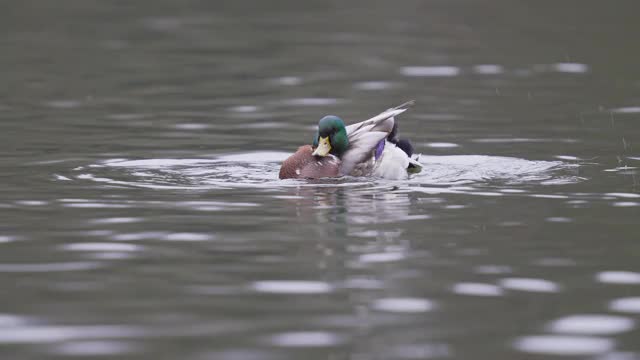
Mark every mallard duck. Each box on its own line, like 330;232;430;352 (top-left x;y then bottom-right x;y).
279;101;423;180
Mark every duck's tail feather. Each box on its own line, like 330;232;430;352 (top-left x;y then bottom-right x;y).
407;153;423;174
394;138;414;157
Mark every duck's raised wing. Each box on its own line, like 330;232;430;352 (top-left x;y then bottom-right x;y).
339;101;414;175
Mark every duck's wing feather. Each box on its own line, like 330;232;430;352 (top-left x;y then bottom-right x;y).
339;101;414;175
344;100;414;136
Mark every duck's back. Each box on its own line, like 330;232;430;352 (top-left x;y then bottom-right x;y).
279;145;341;179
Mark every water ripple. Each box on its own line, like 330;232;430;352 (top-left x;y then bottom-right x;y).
609;297;640;313
250;281;334;295
400;66;460;77
548;314;635;335
265;331;345;347
52;340;138;356
498;277;560;293
371;298;434;313
596;271;640;284
0;324;145;344
0;262;102;273
62;242;142;252
452;282;504;297
0;235;18;244
514;335;614;355
65;152;582;193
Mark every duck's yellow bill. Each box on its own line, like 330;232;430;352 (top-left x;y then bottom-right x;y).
312;136;332;157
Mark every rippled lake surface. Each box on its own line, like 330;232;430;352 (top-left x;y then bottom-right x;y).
2;1;640;359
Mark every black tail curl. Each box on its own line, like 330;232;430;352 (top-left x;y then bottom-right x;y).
387;122;414;157
395;139;414;157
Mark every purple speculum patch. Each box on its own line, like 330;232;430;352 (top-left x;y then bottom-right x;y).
374;140;385;160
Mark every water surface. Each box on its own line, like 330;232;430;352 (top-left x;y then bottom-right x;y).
2;1;640;359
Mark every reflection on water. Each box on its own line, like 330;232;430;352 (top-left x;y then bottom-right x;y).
514;335;615;356
2;0;640;359
548;314;635;335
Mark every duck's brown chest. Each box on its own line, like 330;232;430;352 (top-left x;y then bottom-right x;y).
279;145;340;179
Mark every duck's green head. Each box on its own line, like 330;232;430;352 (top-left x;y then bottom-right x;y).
312;115;348;157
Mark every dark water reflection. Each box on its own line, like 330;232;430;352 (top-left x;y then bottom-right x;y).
2;1;640;359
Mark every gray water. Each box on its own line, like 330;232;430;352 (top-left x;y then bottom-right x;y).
2;1;640;359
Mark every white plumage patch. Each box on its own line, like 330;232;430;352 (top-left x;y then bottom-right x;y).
372;141;412;180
